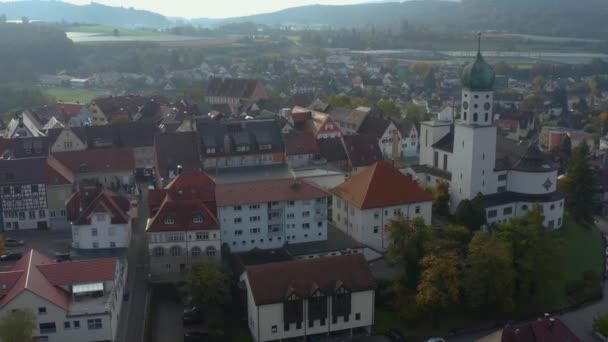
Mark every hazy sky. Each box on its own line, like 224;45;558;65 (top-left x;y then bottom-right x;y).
51;0;376;19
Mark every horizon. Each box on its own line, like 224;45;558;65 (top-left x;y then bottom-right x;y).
0;0;387;19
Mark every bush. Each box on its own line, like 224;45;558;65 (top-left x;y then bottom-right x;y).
594;314;608;336
567;271;602;304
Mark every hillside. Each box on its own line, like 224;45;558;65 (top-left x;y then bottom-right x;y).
0;1;169;28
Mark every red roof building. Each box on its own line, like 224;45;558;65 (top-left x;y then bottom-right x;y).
477;316;581;342
216;178;328;207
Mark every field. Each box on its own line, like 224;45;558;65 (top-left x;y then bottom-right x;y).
69;25;162;37
42;87;105;104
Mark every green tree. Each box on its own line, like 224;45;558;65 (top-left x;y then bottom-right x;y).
0;309;35;342
183;261;231;314
455;194;486;231
464;232;515;314
522;94;544;113
432;181;450;217
415;251;461;328
112;28;120;37
532;75;545;92
567;141;596;224
376;99;401;117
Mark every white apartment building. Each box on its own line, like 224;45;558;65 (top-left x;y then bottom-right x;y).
0;250;126;342
216;178;330;253
66;188;132;249
331;161;433;252
242;254;376;342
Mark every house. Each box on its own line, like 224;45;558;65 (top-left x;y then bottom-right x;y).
0;250;126;342
47;127;88;153
495;110;536;140
317;138;349;170
0;158;51;230
66;188;131;250
357;114;403;160
52;148;136;194
393;118;419;157
197;118;285;170
330;106;371;135
414;45;564;228
206;77;268;115
282;131;320;169
241;254;376;342
146;171;220;282
292;107;343;140
3;137;49;159
539;126;594;152
153;132;201;187
475;315;580;342
46;156;75;230
216;178;329;253
342;135;384;172
88;96;150;125
5;112;45;139
331;161;433;252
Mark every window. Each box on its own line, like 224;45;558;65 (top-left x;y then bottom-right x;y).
170;246;181;257
163;215;175;224
443;154;448;170
415;206;421;214
249;216;261;222
356;313;361;320
191;247;202;257
206;246;216;257
302;211;310;218
233;205;242;211
110;242;116;248
167;233;184;242
235;230;243;236
393;209;402;216
29;211;36;219
548;220;555;228
550;204;555;210
558;218;562;226
196;232;209;240
302;223;310;229
317;221;323;228
87;319;102;330
288;201;295;206
503;207;513;215
64;321;71;329
13;185;20;194
192;213;204;223
488;210;497;218
60;210;66;217
234;218;242;224
206;147;215;154
73;321;80;329
152;247;165;257
433;151;439;168
250;228;261;234
373;226;379;234
473;113;478;122
39;322;56;334
39;210;46;218
38;307;47;315
497;186;507;193
271;325;278;333
521;205;529;211
249;204;260;210
374;211;380;219
485;113;489;122
287;213;295;219
498;174;507;181
91;228;98;236
92;242;99;248
31;185;38;193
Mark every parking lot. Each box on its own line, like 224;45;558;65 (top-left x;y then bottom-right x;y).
1;229;72;265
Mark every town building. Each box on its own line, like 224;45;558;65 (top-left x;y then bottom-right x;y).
206;77;268;116
88;95;150;125
146;171;220;281
413;42;565;228
292;107;344;140
66;188;132;250
153;132;201;187
0;250;127;342
476;315;580;342
216;178;330;253
331;161;433;252
495;110;536;141
282;131;320;169
46;156;75;230
539;126;594;152
241;254;376;342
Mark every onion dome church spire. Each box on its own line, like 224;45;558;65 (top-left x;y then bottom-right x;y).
461;32;496;92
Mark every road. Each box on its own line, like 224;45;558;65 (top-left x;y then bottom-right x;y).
117;184;150;342
450;217;608;342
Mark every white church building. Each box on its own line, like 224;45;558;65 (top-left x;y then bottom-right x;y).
409;40;564;228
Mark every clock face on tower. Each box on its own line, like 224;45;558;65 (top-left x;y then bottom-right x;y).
463;101;469;110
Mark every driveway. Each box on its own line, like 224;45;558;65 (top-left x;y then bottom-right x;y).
149;286;183;342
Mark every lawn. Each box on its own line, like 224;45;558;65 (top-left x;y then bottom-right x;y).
42;87;105;104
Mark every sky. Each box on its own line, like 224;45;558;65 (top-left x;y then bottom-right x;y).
47;0;379;19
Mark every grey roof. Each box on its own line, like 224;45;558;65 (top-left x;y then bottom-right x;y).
196;119;284;157
206;77;262;99
511;145;556;172
343;135;384;168
317;137;348;162
357;114;391;139
154;132;200;180
0;157;48;185
285;225;365;257
432;129;454;153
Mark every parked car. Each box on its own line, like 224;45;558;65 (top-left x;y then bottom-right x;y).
0;252;23;262
4;238;25;247
184;330;209;342
183;305;203;325
385;329;406;341
54;252;71;262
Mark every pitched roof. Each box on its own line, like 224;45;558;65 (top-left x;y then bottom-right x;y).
283;131;319;156
54;103;83;118
0;250;118;310
245;254;376;306
501;317;581;342
357;114;392;139
206;77;263;99
65;188;130;225
148;170;216;210
318;137;348;162
432;129;454;153
53;147;135;174
332;161;432;210
0;157;48;185
154;132;201;181
196;119;284;157
216;178;328;207
91;95;148;119
343;134;384;168
146;195;219;233
47;155;75;185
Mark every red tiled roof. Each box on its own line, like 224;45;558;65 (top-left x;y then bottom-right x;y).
148;171;216;211
216;178;329;207
282;131;319;155
47;155;75;185
37;258;116;286
53;147;135;173
66;188;130;225
331;161;432;209
146;195;219;233
501;317;581;342
246;254;376;306
54;103;83;118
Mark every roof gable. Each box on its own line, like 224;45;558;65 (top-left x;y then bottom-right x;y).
146;195;219;233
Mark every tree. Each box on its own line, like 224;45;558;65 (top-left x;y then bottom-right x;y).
552;87;568;112
567;141;596;224
433;181;450;217
113;28;120;37
183;261;230;315
464;232;515;314
415;251;461;328
532;75;545;92
376;99;401;118
455;194;486;231
0;309;35;342
408;61;431;78
522;94;544;113
558;135;572;173
387;217;435;289
403;102;429;130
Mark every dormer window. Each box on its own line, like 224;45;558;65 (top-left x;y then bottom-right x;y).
192;213;204;223
236;145;250;152
206;147;215;154
164;215;175;224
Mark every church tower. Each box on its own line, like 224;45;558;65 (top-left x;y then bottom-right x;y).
450;34;497;210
